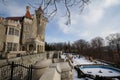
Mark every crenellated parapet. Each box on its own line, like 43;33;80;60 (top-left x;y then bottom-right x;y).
5;19;21;29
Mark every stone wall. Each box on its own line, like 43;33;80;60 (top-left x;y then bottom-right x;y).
60;62;73;80
39;62;73;80
32;59;52;80
0;23;5;53
0;53;46;66
46;51;62;59
39;63;61;80
0;51;74;80
0;51;62;65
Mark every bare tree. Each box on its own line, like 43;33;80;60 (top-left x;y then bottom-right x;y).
91;37;104;49
1;0;90;24
106;33;120;55
74;39;87;56
91;37;104;58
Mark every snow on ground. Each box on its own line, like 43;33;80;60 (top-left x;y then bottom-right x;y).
61;54;95;80
73;57;94;66
61;55;66;59
73;56;95;80
61;54;120;80
61;54;95;66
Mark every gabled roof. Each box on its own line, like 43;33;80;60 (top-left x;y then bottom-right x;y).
6;17;22;21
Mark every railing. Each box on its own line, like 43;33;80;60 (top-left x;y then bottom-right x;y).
0;62;32;80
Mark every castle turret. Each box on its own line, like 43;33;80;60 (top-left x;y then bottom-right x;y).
35;6;48;42
25;6;32;18
21;6;32;44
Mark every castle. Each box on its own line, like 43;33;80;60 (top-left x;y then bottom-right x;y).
0;6;47;58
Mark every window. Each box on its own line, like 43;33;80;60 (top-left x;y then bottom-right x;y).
13;43;18;51
7;43;12;51
15;29;19;36
17;30;19;36
9;28;14;35
7;42;18;51
8;27;19;36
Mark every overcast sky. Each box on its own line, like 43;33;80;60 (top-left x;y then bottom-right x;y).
0;0;120;43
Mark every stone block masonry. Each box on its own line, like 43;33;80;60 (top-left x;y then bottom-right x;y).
0;53;46;66
60;62;73;80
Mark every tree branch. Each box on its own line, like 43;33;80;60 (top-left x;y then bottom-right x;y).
1;0;90;25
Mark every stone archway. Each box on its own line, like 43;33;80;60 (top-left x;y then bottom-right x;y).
22;46;26;51
29;44;34;51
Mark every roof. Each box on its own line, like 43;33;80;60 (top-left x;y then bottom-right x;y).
6;17;22;21
38;6;43;13
25;10;32;19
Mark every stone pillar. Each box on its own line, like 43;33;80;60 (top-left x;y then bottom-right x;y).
27;44;29;51
4;42;7;52
43;45;44;52
40;45;41;52
39;63;61;80
60;62;73;80
32;59;52;80
17;43;19;51
37;45;39;53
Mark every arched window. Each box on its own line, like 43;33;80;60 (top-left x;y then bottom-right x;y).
29;44;34;51
22;46;26;51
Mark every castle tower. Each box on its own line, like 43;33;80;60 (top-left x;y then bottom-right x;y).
22;6;32;44
35;6;48;42
25;6;32;18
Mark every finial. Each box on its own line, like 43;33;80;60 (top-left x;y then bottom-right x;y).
26;6;30;11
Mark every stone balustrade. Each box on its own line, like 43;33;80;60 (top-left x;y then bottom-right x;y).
32;59;52;80
60;62;73;80
0;53;46;66
0;51;73;80
6;19;21;28
39;62;73;80
39;63;61;80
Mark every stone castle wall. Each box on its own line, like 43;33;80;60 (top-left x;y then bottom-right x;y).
0;51;74;80
0;53;46;66
0;23;6;52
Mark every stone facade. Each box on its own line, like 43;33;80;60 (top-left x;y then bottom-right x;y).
0;53;46;66
0;6;47;58
0;17;21;57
